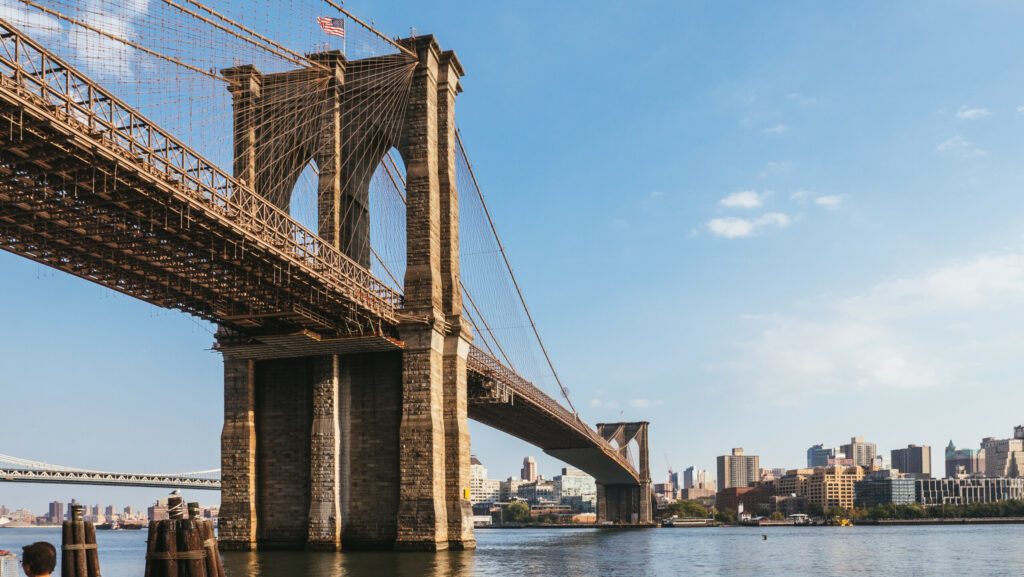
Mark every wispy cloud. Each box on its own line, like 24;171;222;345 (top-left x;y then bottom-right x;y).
787;93;817;106
763;123;789;135
814;195;844;209
589;398;620;410
955;106;991;120
707;213;791;239
726;252;1024;397
936;135;988;158
791;190;846;209
720;190;764;209
1017;105;1024;116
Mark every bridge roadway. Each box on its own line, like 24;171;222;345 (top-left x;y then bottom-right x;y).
0;17;640;494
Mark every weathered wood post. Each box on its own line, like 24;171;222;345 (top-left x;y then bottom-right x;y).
61;504;101;577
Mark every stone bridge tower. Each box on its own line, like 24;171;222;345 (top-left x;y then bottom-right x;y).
216;36;473;552
595;422;653;525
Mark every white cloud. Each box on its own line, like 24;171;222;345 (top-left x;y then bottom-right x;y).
763;123;789;135
936;135;987;159
66;0;152;81
790;189;814;202
956;106;991;120
727;252;1024;396
1017;105;1024;116
708;212;791;239
589;399;620;409
787;93;817;106
814;195;844;208
720;190;763;209
649;191;666;200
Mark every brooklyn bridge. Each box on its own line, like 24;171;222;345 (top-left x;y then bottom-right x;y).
0;1;651;551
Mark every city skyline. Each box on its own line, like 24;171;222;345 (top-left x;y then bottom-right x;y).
3;0;1024;516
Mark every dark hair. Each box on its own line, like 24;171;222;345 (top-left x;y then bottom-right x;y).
21;542;56;576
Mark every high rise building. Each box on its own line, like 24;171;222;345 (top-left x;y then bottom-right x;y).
807;444;836;468
980;426;1024;478
683;466;695;489
805;466;865;510
469;455;501;505
47;501;64;525
891;445;932;479
553;467;597;512
717;448;759;489
945;440;981;478
840;437;877;468
521;456;538;482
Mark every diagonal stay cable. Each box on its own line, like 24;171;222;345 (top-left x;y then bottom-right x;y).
455;128;578;415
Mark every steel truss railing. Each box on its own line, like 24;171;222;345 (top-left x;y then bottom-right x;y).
0;468;221;490
0;18;402;327
467;345;639;482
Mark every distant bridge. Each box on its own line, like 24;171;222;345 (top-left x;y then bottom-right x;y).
0;453;220;491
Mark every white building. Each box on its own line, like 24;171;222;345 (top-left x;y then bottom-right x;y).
469;455;501;505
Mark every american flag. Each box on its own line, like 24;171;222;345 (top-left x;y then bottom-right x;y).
317;16;346;38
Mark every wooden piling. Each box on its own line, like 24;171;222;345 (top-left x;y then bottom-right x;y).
61;521;74;577
84;521;101;577
144;521;158;577
73;519;87;577
62;504;101;577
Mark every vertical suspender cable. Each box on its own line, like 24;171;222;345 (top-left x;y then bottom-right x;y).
455;128;578;415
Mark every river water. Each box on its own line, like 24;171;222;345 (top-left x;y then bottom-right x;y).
2;525;1023;576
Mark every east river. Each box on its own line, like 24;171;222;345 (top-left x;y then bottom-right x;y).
3;525;1024;576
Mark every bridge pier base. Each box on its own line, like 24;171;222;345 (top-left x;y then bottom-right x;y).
307;355;342;551
394;327;450;552
219;358;258;551
596;482;653;525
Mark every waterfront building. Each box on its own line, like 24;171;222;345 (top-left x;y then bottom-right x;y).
500;477;523;502
147;499;168;522
105;505;117;519
840;437;877;468
8;509;35;525
553;467;596;512
469;455;501;505
521;456;538;482
669;469;680;493
855;473;916;508
683;466;695;489
476;479;501;505
807;444;836;468
805;466;865;511
979;426;1024;478
517;478;556;505
891;445;932;479
945;441;981;478
717;448;759;489
917;477;1024;505
48;501;64;524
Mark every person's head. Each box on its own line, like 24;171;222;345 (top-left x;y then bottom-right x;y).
21;542;56;577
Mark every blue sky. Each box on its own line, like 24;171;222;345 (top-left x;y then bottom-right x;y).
4;0;1024;511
